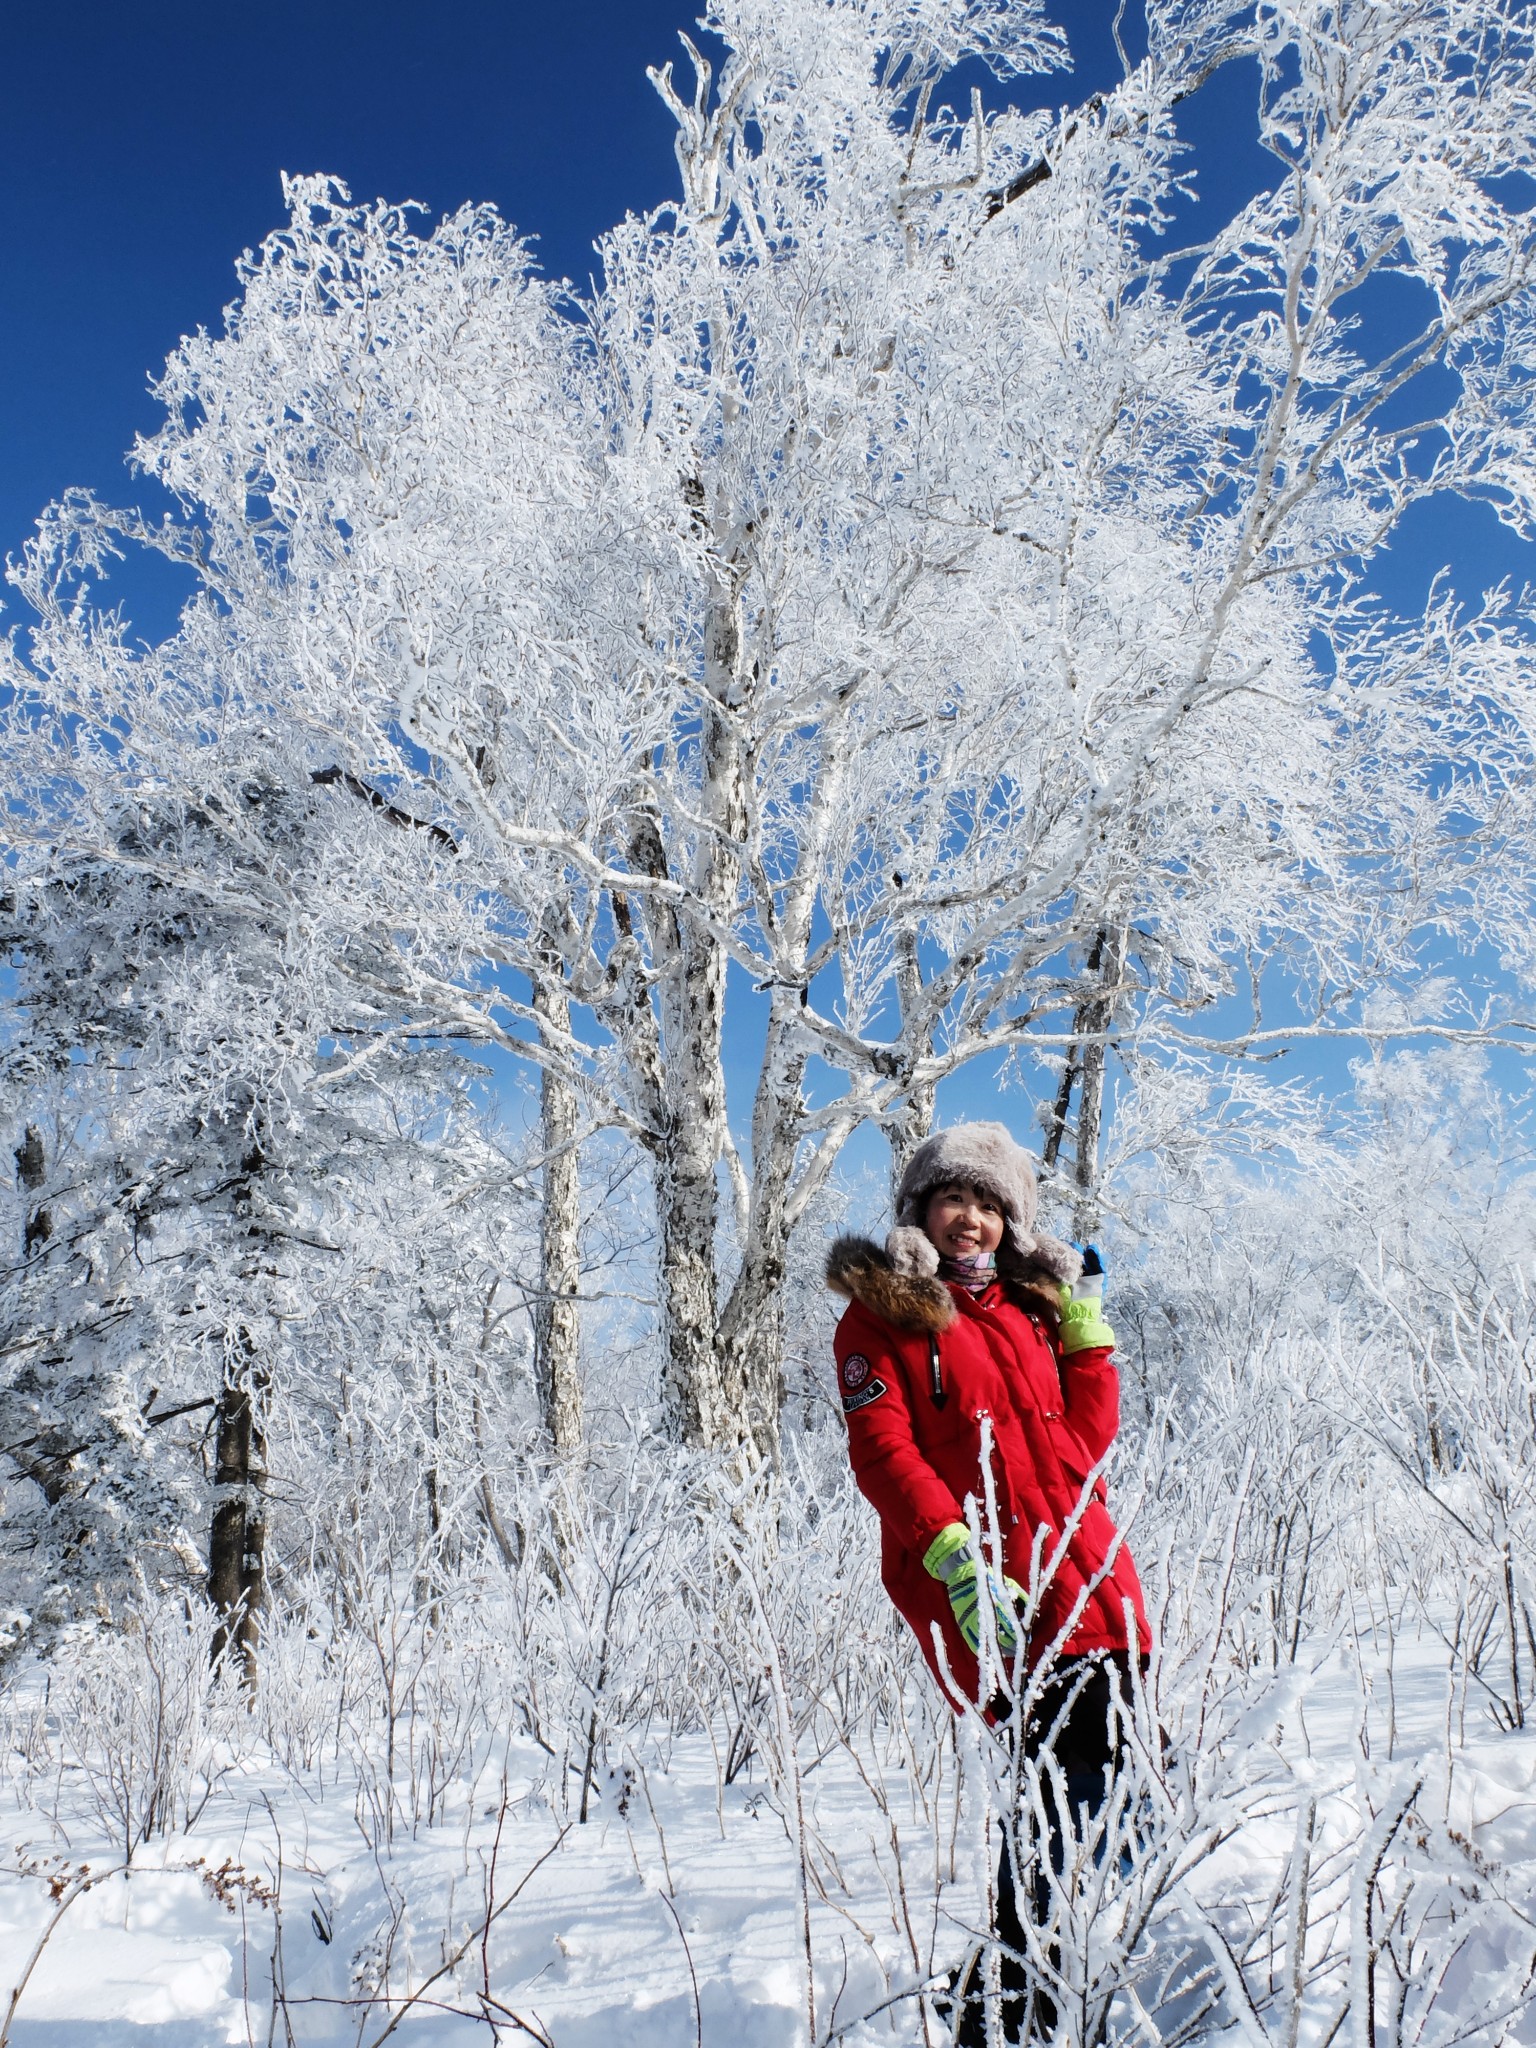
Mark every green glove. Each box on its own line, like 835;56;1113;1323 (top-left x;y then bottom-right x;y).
1059;1291;1115;1353
1059;1243;1115;1354
923;1523;1026;1657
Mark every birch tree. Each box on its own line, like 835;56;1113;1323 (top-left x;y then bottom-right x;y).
7;0;1536;1455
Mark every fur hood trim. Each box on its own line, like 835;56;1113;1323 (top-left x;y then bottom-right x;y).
826;1231;1076;1334
825;1235;956;1335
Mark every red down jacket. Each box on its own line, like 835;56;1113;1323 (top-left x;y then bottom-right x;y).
828;1235;1149;1706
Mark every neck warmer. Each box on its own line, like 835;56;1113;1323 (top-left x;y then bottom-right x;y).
938;1249;997;1296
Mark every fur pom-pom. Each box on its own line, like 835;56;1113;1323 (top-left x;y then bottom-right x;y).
885;1225;940;1278
1022;1233;1082;1286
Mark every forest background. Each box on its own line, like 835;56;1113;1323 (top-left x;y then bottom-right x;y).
3;3;1536;2043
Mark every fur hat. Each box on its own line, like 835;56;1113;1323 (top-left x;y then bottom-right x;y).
886;1121;1081;1288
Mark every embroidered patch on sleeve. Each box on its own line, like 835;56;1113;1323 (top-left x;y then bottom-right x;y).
841;1377;887;1415
840;1352;872;1391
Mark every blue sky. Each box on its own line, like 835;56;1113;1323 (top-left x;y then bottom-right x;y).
7;2;1529;607
2;0;698;629
5;2;1532;1198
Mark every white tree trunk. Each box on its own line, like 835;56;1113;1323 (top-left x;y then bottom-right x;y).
886;1085;937;1202
719;998;811;1460
657;1148;730;1444
533;974;584;1452
650;590;749;1448
608;799;733;1447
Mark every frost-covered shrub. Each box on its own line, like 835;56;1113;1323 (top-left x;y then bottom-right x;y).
42;1596;241;1861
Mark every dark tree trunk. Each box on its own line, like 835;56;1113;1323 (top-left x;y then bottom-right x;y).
1043;928;1126;1241
15;1124;52;1255
208;1343;266;1689
1071;928;1127;1243
1041;1047;1079;1177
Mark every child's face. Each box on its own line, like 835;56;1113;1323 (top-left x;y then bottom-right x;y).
924;1182;1005;1259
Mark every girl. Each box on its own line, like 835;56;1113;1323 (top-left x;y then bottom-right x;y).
827;1121;1148;2042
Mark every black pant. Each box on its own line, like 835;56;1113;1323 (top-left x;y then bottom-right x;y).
958;1655;1131;2045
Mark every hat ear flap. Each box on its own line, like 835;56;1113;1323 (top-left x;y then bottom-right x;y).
999;1225;1082;1287
1001;1218;1036;1265
996;1229;1031;1284
1032;1233;1083;1286
886;1225;940;1278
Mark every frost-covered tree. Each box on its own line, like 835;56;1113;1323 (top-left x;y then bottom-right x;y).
6;0;1536;1456
0;783;538;1663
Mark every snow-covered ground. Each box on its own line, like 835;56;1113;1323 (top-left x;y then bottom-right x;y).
1;1613;1532;2045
